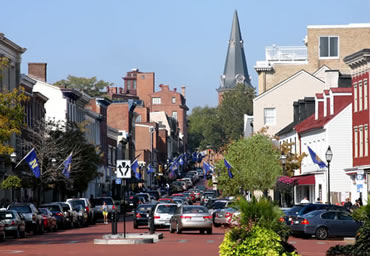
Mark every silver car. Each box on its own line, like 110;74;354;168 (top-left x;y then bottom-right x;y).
0;210;26;238
170;205;212;234
153;203;178;228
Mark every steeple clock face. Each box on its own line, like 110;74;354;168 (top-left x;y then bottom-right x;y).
235;74;245;83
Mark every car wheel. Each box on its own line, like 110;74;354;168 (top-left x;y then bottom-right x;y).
0;232;5;242
169;224;175;233
200;229;205;234
39;223;44;234
213;222;221;227
133;222;138;229
207;228;212;234
176;223;182;234
15;229;20;239
315;227;328;240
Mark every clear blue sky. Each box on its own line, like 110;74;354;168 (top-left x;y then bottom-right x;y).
2;0;369;111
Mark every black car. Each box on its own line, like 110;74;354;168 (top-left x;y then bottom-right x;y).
133;203;157;229
283;203;349;226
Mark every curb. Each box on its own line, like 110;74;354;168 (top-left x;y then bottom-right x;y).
94;233;163;245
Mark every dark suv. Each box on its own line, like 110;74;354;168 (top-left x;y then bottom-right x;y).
283;203;349;225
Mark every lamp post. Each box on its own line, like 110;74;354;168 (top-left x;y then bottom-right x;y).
325;146;333;204
280;153;287;175
149;127;154;188
10;152;17;202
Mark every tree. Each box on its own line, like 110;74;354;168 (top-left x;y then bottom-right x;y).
217;83;255;142
0;57;27;155
216;133;282;196
187;106;225;151
279;140;307;177
54;75;113;97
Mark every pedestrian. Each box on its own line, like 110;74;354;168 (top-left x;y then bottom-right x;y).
351;200;361;212
102;201;108;224
315;197;322;203
300;197;309;204
358;197;363;206
343;198;352;211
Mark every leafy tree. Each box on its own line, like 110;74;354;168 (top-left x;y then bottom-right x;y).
0;57;27;155
216;133;282;196
1;175;22;190
54;75;113;97
217;83;255;142
279;140;307;177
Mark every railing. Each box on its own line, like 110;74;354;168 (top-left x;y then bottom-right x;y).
265;45;307;62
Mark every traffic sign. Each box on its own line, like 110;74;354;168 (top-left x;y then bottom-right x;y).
116;160;131;178
356;174;364;181
358;169;364;175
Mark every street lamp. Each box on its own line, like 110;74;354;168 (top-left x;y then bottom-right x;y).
325;146;333;204
51;158;57;168
10;152;17;165
280;152;287;175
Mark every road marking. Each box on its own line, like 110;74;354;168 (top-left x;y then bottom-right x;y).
0;250;24;254
317;241;326;245
178;240;188;243
207;240;215;243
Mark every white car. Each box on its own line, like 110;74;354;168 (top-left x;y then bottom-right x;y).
152;203;178;229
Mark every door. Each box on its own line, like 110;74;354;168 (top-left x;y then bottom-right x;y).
335;212;360;237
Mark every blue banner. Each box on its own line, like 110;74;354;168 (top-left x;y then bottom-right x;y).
24;148;41;178
62;152;73;178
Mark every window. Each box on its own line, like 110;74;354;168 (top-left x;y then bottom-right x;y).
360;126;363;157
133;80;136;89
337;212;352;221
354;82;358;112
366;125;368;157
321;212;335;220
355;127;358;158
359;81;363;111
127;80;131;90
152;97;161;104
264;108;276;126
319;36;338;58
172;97;176;104
141;75;145;80
172;111;178;120
365;79;368;110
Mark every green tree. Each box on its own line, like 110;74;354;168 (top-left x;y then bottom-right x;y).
54;75;113;97
216;133;282;196
188;106;225;151
0;57;27;155
218;83;255;142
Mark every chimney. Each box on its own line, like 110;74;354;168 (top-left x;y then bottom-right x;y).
181;86;186;97
325;70;340;89
28;63;47;82
173;88;177;92
293;101;299;122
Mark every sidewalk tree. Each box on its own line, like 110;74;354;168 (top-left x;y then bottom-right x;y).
279;140;307;177
0;57;28;155
216;133;282;196
54;75;113;97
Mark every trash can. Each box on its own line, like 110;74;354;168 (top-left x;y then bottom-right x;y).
111;211;117;235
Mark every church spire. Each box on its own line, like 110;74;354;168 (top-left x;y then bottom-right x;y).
218;10;252;94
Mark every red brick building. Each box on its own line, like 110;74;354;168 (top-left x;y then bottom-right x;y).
344;49;370;204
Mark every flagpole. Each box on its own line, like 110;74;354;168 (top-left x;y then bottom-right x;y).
15;148;35;169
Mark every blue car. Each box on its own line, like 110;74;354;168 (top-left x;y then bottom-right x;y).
290;210;362;240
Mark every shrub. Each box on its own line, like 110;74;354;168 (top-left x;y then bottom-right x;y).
219;225;298;256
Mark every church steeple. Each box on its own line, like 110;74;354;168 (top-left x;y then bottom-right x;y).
218;10;252;98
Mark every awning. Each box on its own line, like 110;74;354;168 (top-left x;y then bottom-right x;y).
293;175;315;185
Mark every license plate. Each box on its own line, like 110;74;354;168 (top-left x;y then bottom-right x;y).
129;203;133;206
294;221;299;224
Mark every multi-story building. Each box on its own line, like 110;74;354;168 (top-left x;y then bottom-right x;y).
344;48;370;204
254;23;369;136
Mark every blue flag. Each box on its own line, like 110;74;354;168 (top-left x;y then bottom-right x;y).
147;164;154;174
192;152;197;162
307;146;327;168
62;152;73;178
131;159;141;179
23;148;41;178
224;158;233;178
203;162;211;179
179;155;184;166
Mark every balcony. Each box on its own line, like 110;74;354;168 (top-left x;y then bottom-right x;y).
266;45;307;62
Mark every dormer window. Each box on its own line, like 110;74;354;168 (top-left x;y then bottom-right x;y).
319;36;339;58
152;97;161;104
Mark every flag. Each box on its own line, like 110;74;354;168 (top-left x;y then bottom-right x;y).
307;146;327;168
224;158;233;178
131;159;141;179
62;152;73;178
147;164;154;174
203;162;211;179
19;148;41;178
178;155;184;166
192;152;197;162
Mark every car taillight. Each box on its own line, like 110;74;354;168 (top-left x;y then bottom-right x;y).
225;213;232;218
85;206;89;213
136;213;142;218
154;216;160;219
279;217;285;222
56;212;63;216
203;216;212;219
130;196;134;199
112;205;116;210
180;216;192;219
301;219;309;225
32;214;36;221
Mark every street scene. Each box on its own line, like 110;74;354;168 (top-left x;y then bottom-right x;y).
1;1;370;256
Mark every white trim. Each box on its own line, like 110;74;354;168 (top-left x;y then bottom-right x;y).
307;23;370;29
313;65;330;76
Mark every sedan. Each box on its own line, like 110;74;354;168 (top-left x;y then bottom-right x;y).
170;205;212;234
133;204;156;229
213;207;239;227
290;210;362;240
0;210;26;238
38;208;57;232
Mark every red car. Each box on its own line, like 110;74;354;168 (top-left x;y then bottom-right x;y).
38;208;57;232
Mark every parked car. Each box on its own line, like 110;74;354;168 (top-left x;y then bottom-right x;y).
283;203;349;226
7;203;44;234
169;205;212;234
209;200;232;215
66;198;95;225
39;203;67;229
152;203;178;229
90;197;119;222
126;195;140;212
38;208;57;232
290;210;362;239
0;210;26;238
54;202;79;228
201;191;218;206
133;203;157;229
69;203;88;227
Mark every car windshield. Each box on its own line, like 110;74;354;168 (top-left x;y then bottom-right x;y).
183;207;207;214
137;205;154;212
41;205;61;212
212;202;227;209
91;198;113;206
69;200;85;208
0;212;14;220
156;205;177;214
38;208;49;215
302;210;323;218
8;205;31;213
60;204;70;211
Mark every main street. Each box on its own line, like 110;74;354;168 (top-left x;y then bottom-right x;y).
0;214;351;256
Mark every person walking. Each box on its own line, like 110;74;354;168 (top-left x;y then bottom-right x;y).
343;198;352;211
102;201;108;224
